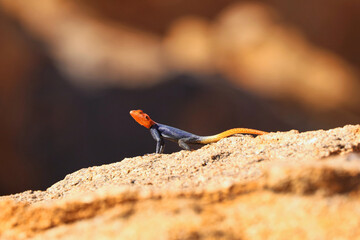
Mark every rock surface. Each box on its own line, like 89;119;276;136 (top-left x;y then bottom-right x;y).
1;125;360;239
1;0;360;196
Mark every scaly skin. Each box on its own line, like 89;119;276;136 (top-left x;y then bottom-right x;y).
130;109;267;153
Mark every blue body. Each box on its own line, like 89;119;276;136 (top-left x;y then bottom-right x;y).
149;123;204;153
151;123;201;142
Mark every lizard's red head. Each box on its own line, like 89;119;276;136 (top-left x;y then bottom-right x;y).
130;109;156;129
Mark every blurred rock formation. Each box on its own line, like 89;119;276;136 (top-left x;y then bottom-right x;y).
1;0;359;108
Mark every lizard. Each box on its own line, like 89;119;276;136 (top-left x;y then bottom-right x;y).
130;109;268;153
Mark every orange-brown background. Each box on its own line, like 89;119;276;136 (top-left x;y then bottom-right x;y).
0;0;359;195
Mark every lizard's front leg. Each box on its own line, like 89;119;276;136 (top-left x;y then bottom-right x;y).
150;127;165;153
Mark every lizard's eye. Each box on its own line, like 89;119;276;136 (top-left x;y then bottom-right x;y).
145;116;149;120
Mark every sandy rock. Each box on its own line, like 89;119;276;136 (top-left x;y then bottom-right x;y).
1;125;360;239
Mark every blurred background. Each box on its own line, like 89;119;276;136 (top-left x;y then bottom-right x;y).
0;0;359;195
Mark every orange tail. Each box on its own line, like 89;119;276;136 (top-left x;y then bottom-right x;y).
198;128;267;144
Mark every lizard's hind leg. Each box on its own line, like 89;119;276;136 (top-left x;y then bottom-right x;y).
178;139;191;150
